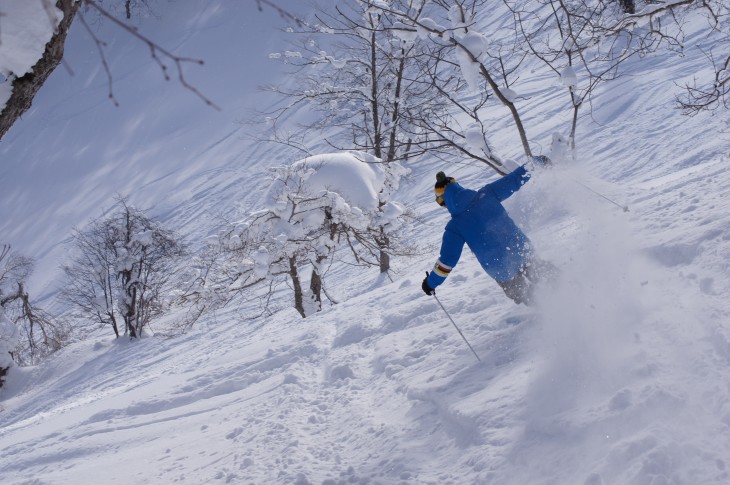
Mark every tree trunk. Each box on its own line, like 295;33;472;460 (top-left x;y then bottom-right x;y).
0;0;82;141
309;268;323;312
289;256;306;318
121;269;139;338
368;22;382;159
307;213;336;313
379;249;390;274
109;313;120;338
385;52;406;163
378;228;390;274
0;365;9;390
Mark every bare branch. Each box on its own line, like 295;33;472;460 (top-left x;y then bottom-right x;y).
678;49;730;113
83;0;221;110
78;12;119;106
255;0;306;27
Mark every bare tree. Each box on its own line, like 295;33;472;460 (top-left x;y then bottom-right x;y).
264;0;509;171
374;0;728;162
263;0;437;164
399;28;516;174
61;200;186;338
511;0;729;144
0;245;66;368
369;0;537;160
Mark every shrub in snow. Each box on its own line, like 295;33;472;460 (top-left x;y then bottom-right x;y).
0;310;18;387
204;152;411;318
61;200;186;339
0;245;63;366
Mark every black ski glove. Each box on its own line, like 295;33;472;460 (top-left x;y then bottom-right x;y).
422;274;435;296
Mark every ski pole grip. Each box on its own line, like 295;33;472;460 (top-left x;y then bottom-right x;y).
424;271;435;296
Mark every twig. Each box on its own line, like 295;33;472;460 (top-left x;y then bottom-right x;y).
83;0;220;110
255;0;305;27
78;12;119;106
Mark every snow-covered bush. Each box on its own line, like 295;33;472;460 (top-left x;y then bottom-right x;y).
0;309;18;387
0;244;64;367
203;152;411;318
61;201;186;339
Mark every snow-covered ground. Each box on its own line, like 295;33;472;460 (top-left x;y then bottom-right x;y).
2;2;730;484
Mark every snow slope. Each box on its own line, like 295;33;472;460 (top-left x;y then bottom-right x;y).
2;2;730;485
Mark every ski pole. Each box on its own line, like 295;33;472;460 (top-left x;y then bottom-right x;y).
432;291;481;362
571;177;629;212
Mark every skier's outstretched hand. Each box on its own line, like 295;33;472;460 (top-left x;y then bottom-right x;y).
422;274;435;296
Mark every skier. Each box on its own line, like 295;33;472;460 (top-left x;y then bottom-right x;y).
421;159;554;305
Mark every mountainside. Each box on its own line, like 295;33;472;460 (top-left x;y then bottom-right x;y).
1;2;730;484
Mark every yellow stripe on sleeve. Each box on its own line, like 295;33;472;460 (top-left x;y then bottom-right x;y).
433;260;452;277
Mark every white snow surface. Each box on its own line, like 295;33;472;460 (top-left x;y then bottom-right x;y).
1;2;730;485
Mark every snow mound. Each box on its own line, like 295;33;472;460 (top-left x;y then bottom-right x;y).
291;152;386;211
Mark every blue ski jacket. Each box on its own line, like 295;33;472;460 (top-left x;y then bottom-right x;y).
426;165;532;289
